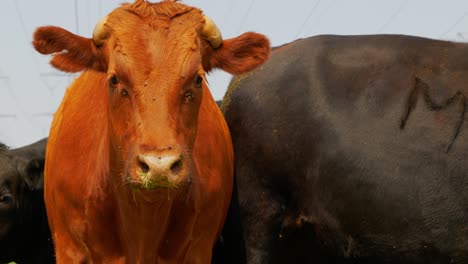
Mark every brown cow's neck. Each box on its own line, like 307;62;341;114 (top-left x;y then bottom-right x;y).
113;179;200;262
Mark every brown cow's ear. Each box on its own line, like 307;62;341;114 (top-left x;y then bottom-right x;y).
206;32;270;75
33;26;105;73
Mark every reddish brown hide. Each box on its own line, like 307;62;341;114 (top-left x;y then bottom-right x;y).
33;0;269;263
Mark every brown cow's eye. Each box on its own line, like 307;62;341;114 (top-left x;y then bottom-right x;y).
110;75;119;87
195;75;203;88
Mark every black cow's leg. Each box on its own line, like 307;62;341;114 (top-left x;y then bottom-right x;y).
236;166;284;264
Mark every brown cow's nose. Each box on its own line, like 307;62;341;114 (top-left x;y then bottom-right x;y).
137;153;183;181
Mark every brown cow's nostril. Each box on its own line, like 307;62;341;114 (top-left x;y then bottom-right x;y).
138;159;150;173
137;153;183;180
170;159;183;175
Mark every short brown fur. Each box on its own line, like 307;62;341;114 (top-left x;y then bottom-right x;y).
33;0;270;263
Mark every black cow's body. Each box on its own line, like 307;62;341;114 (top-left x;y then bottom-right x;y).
219;35;468;263
0;138;54;264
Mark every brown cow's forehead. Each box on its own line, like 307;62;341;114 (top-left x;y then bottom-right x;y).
122;1;196;21
106;1;204;51
105;2;205;85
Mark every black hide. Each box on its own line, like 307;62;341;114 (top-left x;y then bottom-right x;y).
216;35;468;264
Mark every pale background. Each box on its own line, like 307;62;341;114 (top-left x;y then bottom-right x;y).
1;0;468;147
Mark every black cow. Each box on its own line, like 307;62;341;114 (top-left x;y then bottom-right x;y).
217;35;468;263
0;138;54;264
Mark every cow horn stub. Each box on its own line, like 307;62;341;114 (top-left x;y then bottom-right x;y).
93;15;110;47
201;15;223;49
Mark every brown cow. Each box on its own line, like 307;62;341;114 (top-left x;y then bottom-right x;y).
32;0;269;263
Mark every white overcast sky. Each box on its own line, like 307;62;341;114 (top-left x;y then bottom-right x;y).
1;0;468;147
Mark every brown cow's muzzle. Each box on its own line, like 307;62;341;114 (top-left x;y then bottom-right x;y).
127;148;189;190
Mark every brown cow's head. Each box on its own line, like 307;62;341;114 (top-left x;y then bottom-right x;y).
33;0;269;192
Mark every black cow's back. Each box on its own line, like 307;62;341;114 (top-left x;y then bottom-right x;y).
220;35;468;263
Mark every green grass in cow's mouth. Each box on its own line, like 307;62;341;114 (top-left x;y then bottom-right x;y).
126;172;179;190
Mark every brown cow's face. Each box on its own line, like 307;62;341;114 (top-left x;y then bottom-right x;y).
33;0;270;193
102;6;207;190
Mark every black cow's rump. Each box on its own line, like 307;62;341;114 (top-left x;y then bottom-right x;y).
216;35;468;264
0;138;54;264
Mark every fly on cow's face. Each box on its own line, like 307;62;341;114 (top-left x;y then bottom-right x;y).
183;73;203;103
120;88;129;97
108;74;129;97
185;92;194;102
